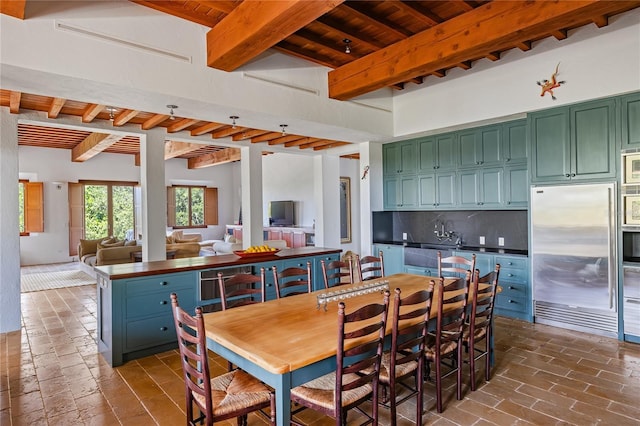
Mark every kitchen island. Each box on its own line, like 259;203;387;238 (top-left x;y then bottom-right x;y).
95;247;341;366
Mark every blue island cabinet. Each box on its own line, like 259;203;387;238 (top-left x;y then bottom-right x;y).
97;249;341;366
97;271;197;367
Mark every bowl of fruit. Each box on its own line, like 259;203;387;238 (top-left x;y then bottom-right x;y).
233;245;281;258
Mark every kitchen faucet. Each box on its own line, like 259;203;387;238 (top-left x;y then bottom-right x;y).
434;222;456;242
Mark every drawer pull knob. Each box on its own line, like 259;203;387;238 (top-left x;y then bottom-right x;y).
508;273;513;277
160;327;168;331
160;281;168;286
160;300;167;305
508;299;515;303
509;286;515;290
508;262;513;265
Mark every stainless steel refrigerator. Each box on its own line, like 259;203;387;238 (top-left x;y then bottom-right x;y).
531;183;618;337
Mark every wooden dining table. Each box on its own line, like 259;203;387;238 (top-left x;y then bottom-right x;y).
202;273;470;425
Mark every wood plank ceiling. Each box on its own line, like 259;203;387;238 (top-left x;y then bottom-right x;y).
2;0;639;167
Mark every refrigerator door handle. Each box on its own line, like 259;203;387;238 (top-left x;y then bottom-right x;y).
608;187;616;310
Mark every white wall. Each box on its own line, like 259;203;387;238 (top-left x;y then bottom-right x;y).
18;146;236;265
393;9;640;137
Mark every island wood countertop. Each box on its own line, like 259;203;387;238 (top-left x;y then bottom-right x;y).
94;246;341;280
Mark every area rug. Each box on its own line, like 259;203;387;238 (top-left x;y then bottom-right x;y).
21;270;96;293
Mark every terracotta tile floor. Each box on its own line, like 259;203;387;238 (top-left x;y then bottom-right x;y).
2;281;640;425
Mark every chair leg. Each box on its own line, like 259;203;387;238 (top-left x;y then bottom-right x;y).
456;343;464;401
389;379;397;426
469;337;477;392
485;328;492;382
435;354;443;413
416;362;424;426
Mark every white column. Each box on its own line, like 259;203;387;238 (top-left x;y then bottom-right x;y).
139;129;167;261
0;110;21;332
359;142;383;257
240;145;263;249
314;154;340;249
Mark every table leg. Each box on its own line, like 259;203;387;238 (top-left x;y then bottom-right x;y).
274;373;292;426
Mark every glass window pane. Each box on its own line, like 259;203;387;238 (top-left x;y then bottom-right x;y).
112;186;134;240
85;185;108;239
175;187;189;227
191;187;204;226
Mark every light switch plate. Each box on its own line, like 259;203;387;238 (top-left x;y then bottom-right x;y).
498;237;505;246
479;236;485;245
402;232;407;240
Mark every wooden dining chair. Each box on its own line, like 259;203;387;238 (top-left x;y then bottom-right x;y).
273;261;312;298
377;285;435;426
464;264;500;391
290;290;390;426
437;251;476;278
217;268;266;310
425;273;471;413
357;251;385;281
169;293;275;426
321;257;355;289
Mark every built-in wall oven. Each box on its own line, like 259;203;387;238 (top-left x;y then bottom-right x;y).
622;232;640;337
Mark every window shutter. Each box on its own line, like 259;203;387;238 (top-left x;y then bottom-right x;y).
68;183;84;256
205;187;218;225
24;182;44;233
167;186;176;227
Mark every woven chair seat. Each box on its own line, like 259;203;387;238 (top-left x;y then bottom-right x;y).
463;324;488;342
425;339;458;359
192;369;272;417
372;352;419;383
291;371;373;411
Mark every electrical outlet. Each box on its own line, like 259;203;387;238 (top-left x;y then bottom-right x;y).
402;232;407;240
498;237;505;247
479;236;485;245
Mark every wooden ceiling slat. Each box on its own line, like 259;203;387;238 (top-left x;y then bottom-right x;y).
211;126;245;138
285;137;321;147
113;109;140;126
267;135;304;146
82;104;105;123
312;141;350;151
190;121;227;136
72;133;123;162
232;129;270;141
142;113;170;130
187;147;241;169
167;118;199;133
339;2;410;40
165;141;205;159
251;132;282;143
387;0;441;27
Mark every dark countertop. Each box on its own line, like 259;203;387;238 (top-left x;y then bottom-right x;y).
95;246;342;280
375;241;528;256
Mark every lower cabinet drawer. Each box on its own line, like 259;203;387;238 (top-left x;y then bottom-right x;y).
126;286;193;319
495;294;527;310
623;297;640;336
125;315;176;351
498;282;527;298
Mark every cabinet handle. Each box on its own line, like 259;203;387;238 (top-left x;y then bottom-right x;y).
571;173;576;177
160;300;167;305
507;201;511;205
435;165;439;169
160;327;168;331
159;281;168;286
508;273;513;277
508;262;513;265
506;158;511;162
508;300;515;303
509;286;515;290
565;174;570;177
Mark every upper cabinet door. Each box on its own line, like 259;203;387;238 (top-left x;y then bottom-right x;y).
621;92;640;148
435;133;456;171
458;125;502;168
570;98;616;181
530;108;571;183
417;137;436;173
383;141;417;175
503;120;528;164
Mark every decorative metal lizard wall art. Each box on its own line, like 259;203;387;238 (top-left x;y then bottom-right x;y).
537;62;566;100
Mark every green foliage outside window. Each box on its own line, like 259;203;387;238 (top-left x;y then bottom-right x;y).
174;186;204;227
85;184;134;240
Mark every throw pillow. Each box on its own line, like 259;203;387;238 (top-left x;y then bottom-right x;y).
170;230;184;240
98;240;125;249
79;236;114;256
124;239;137;246
166;236;174;244
176;236;200;243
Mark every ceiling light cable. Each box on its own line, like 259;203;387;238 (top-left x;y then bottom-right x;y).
106;106;116;122
230;115;239;129
343;38;352;54
280;124;288;136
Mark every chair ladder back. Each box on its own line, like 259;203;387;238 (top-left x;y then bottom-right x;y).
170;294;213;424
438;252;476;278
321;258;355;289
273;261;312;298
357;251;385;281
217;268;266;310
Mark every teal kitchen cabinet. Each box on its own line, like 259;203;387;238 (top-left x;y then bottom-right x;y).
417;133;457;173
531;99;616;183
458;125;502;168
404;265;437;277
503;120;528;164
493;255;532;321
417;172;456;209
620;92;640;148
383;175;418;210
372;243;404;276
383;141;417;176
504;164;529;208
458;167;503;208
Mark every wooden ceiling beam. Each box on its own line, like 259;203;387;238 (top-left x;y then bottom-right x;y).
328;0;635;100
190;122;226;136
164;141;204;159
251;132;282;143
0;0;26;19
47;98;66;118
298;139;336;149
516;40;532;52
456;60;472;70
206;0;343;72
593;15;609;27
485;51;501;61
551;29;568;40
112;109;139;127
9;91;21;113
142;114;169;130
285;137;321;147
211;126;245;139
232;129;270;141
267;135;304;146
167;118;199;133
312;141;350;151
188;148;241;169
71;133;122;162
82;104;105;123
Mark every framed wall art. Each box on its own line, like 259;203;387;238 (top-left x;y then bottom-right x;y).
624;195;640;225
623;153;640;184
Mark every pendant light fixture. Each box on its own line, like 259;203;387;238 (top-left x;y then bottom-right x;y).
106;106;116;122
343;38;352;54
280;124;288;136
167;104;178;120
230;115;239;129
